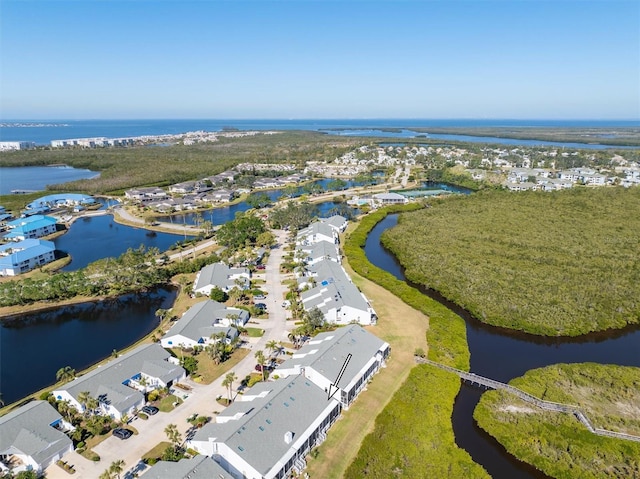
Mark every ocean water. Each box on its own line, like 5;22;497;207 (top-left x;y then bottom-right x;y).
1;119;638;145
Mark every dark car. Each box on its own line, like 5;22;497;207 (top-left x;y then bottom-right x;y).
256;264;266;270
112;428;133;440
141;405;159;415
255;302;267;310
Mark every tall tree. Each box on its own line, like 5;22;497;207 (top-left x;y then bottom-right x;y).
109;459;125;479
164;423;182;448
56;365;76;383
222;371;237;404
254;350;266;381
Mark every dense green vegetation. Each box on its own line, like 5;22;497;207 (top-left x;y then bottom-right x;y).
382;187;640;336
409;126;640;147
474;363;640;478
215;212;267;249
345;205;470;369
344;206;482;476
0;131;360;195
0;245;220;307
344;365;488;479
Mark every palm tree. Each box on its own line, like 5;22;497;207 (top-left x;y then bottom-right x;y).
164;423;182;448
222;371;237;404
255;350;266;381
265;340;279;358
99;470;114;479
109;459;125;479
77;391;93;417
56;366;76;383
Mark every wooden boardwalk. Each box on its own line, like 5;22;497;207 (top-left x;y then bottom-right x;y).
416;357;640;443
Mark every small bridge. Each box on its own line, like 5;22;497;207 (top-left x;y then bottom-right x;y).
416;357;640;443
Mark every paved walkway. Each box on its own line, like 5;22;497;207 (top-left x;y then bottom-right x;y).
45;230;295;479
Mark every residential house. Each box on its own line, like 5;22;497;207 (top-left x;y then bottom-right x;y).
276;324;390;409
0;401;73;475
0;239;56;276
143;455;233;479
124;187;169;203
160;300;248;349
319;215;348;233
189;375;341;479
295;242;340;267
52;344;185;420
299;260;376;325
295;222;338;247
193;263;251;296
169;181;196;194
4;215;57;241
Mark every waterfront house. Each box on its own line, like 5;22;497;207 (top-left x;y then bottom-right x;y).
124;187;169;203
0;401;74;475
4;215;57;241
52;344;185;420
143;455;233;479
0;239;56;276
160;300;247;349
299;259;376;325
189;375;341;479
24;194;96;212
276;324;390;409
193;263;251;296
0;141;36;151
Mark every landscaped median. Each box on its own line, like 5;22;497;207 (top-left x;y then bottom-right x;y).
306;205;486;478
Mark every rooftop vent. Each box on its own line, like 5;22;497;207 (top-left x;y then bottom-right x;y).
284;430;294;444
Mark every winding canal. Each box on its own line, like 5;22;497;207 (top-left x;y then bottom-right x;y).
365;213;640;478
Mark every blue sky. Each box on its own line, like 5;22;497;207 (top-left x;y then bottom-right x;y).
1;0;638;120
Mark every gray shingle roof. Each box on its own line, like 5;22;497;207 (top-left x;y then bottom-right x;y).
296;222;336;241
278;325;388;390
320;215;347;230
192;376;334;476
165;300;248;343
301;260;370;314
144;455;233;479
0;401;72;467
53;344;183;415
194;263;250;292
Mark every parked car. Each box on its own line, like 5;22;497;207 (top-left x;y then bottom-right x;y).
112;428;133;440
141;405;159;415
256;264;266;270
255;303;267;310
253;294;266;300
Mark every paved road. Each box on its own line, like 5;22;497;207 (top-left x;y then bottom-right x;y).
46;230;294;479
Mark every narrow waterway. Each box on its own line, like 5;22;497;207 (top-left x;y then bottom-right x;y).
365;213;640;478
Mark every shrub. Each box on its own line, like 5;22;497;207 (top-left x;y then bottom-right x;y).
138;412;148;420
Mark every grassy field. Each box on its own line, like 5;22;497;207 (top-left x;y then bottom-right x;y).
382;187;640;336
474;363;640;478
306;207;486;479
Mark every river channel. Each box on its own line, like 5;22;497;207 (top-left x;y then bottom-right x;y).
365;214;640;478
